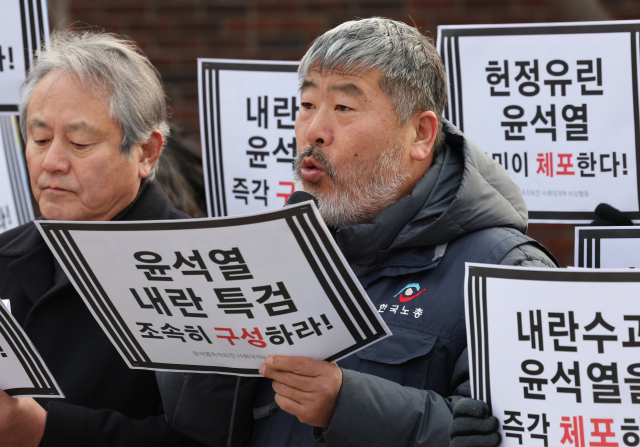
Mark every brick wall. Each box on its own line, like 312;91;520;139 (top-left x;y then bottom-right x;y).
46;0;640;266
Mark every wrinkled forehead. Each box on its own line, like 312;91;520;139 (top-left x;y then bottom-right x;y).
31;69;112;112
26;70;119;137
300;66;385;94
301;60;384;84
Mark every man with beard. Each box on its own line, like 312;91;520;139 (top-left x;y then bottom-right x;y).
157;17;557;447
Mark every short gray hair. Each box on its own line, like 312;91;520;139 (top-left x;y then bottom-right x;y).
299;17;448;154
19;29;169;180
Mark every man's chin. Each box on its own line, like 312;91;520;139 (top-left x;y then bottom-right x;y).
299;179;334;198
39;201;82;221
295;170;329;189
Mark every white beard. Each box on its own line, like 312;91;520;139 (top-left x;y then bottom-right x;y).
293;139;410;228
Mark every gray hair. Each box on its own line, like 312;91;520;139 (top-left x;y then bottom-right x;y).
19;29;169;180
299;17;448;154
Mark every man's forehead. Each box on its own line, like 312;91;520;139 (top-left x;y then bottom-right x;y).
300;68;383;95
26;70;114;134
28;115;104;135
32;118;94;131
30;70;112;112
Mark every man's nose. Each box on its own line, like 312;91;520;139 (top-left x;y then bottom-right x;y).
41;139;70;174
304;108;333;146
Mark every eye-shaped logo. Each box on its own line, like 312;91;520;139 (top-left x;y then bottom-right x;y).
394;283;426;303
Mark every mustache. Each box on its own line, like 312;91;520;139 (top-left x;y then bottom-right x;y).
293;145;337;182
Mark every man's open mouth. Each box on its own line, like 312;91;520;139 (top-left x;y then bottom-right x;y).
302;158;322;171
299;157;326;182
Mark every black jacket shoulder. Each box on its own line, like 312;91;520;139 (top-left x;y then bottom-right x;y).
0;221;38;255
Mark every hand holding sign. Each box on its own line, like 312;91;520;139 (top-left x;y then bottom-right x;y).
0;390;47;447
259;355;342;428
449;398;501;447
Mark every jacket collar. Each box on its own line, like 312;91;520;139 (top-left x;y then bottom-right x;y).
336;119;528;278
112;180;175;221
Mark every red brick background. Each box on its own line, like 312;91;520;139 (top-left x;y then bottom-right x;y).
46;0;640;266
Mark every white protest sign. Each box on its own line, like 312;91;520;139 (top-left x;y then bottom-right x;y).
575;226;640;268
0;300;63;398
0;114;34;235
198;59;299;217
0;0;49;111
438;21;640;223
465;264;640;447
35;202;391;376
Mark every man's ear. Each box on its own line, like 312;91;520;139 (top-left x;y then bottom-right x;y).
409;111;438;162
137;129;164;179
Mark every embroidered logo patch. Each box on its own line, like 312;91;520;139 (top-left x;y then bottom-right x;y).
393;283;426;303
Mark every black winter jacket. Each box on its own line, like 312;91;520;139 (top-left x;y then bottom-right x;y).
0;181;207;447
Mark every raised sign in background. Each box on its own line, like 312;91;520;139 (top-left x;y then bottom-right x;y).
465;264;640;447
0;0;49;112
575;226;640;268
198;59;299;217
438;21;640;223
0;0;48;233
0;114;34;234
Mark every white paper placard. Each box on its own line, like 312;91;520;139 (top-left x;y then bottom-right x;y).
0;0;49;111
0;114;34;234
0;299;63;398
465;264;640;447
575;226;640;268
35;202;391;376
438;21;640;223
198;59;300;217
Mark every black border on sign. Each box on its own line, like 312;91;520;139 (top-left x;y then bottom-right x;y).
576;226;640;267
466;265;640;415
2;0;47;111
438;23;640;221
0;303;61;397
467;273;491;411
38;204;387;374
198;61;299;217
1;116;32;225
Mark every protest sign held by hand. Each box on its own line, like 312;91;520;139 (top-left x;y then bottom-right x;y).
36;202;391;376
